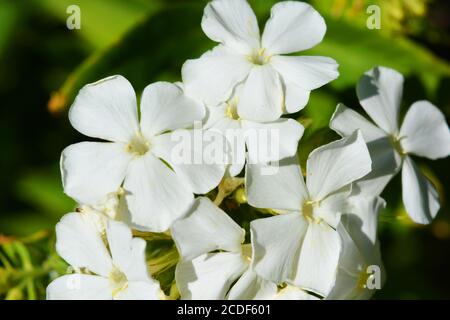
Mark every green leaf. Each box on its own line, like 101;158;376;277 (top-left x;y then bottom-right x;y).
34;0;161;50
48;2;210;113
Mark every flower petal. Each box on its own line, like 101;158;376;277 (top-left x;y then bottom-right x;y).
140;82;205;138
55;213;112;276
250;213;308;284
61;142;132;205
399;101;450;160
176;252;248;300
306;130;372;200
402;156;440;224
227;269;278;300
356;66;403;134
151;130;226;194
283;81;310;114
182;45;252;105
293;223;341;297
201;0;260;54
353;137;401;196
275;285;319;300
46;274;112;300
345;195;385;259
271;55;339;91
116;281;161;300
246;157;308;211
123;153;194;232
262;1;326;54
243;118;304;163
106;220;153;282
171;197;245;261
330;103;387;143
69;75;139;143
238;65;283;122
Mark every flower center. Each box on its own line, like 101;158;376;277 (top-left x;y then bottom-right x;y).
241;243;252;263
389;135;406;156
126;132;150;156
109;266;128;297
247;48;271;66
357;267;371;290
225;99;240;120
301;200;320;223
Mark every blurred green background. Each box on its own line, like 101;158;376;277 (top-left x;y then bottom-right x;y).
0;0;449;299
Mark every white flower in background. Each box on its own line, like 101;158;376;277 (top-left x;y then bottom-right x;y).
327;195;386;300
61;75;225;232
330;66;450;224
205;83;304;176
183;0;339;122
47;213;162;300
246;131;372;296
171;197;277;300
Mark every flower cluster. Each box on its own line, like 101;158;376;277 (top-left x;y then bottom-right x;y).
47;0;450;300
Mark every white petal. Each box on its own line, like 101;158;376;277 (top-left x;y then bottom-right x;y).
61;142;132;205
251;213;308;284
330;103;387;143
306;130;372;200
46;274;112;300
345;195;385;258
402;156;440;224
326;225;361;300
123;153;194;232
151;130;226;194
356;66;403;134
294;223;341;297
139;82;205;138
227;269;278;300
171;197;245;261
106;220;153;282
246;157;308;211
243;118;304;163
201;0;260;54
182;45;252;105
271;55;339;91
238;65;283;122
176;252;248;300
354;137;401;196
262;1;326;54
55;213;112;277
400;101;450;160
315;189;348;229
116;281;161;300
283;81;310;114
69;75;139;143
275;285;319;300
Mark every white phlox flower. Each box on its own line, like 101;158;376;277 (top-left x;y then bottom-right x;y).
46;212;162;300
183;0;339;122
246;130;372;297
61;75;225;232
327;195;386;300
330;66;450;224
204;83;304;176
171;197;278;300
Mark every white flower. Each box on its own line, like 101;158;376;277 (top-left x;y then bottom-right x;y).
330;66;450;224
61;75;225;232
171;197;277;300
246;130;372;296
46;212;161;300
327;195;386;300
205;83;304;176
183;0;339;122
